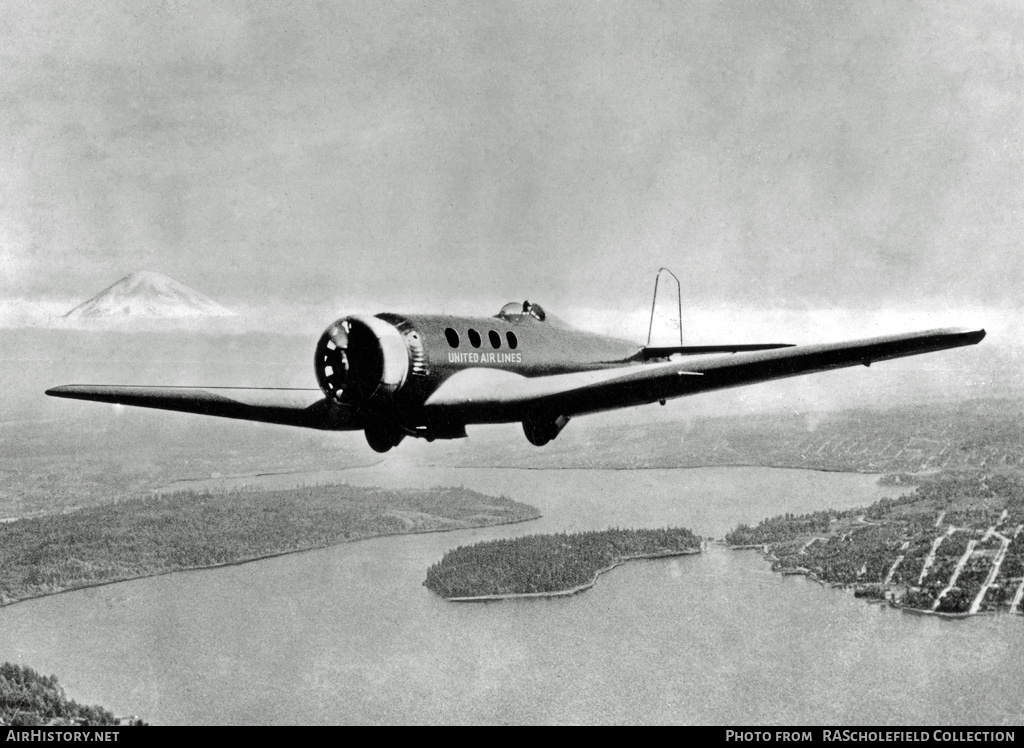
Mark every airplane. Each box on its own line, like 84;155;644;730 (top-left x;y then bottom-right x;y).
46;276;986;453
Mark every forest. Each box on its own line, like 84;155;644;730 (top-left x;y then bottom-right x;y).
0;662;144;726
424;526;701;598
0;484;538;606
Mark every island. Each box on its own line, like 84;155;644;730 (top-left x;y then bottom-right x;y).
726;470;1024;616
0;662;146;726
424;527;702;600
0;485;539;607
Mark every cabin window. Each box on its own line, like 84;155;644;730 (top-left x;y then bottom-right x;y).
488;330;501;349
506;331;518;349
467;328;482;348
444;328;459;348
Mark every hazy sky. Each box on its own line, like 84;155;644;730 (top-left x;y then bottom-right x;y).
1;1;1021;330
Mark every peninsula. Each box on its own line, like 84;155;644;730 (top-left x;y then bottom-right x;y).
0;662;146;726
424;527;702;600
726;471;1024;616
0;485;539;607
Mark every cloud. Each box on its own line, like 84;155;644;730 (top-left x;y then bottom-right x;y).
0;298;75;329
0;1;1019;316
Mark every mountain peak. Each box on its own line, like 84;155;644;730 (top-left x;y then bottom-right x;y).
63;271;236;320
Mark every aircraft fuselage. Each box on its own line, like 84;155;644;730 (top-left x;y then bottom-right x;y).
327;310;641;445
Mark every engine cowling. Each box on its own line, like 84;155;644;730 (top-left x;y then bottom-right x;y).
314;315;410;405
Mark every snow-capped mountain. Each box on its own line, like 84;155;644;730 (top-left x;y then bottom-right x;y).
63;271;236;320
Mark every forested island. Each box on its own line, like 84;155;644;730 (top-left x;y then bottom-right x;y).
726;471;1024;616
0;662;145;726
424;527;702;600
0;485;538;606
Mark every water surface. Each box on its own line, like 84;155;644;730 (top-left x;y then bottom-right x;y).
2;467;1020;725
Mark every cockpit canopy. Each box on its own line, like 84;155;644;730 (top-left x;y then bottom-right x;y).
497;300;546;322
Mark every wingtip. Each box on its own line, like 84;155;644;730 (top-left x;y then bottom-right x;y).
942;327;986;345
45;385;78;398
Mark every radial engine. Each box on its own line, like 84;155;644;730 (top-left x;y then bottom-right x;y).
314;315;413;452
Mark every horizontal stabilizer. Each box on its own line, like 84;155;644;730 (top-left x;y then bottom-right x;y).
45;385;364;431
639;343;794;360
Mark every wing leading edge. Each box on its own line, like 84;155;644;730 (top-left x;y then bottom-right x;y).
44;385;364;431
425;327;986;422
46;328;985;432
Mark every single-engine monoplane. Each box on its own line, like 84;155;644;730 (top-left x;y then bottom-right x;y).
47;277;985;452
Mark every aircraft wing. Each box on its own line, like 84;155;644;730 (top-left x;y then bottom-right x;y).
44;385;365;431
424;327;986;422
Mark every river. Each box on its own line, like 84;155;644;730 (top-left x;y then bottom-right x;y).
1;466;1021;725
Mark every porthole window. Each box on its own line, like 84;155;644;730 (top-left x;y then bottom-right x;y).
506;331;518;349
467;329;481;348
444;328;460;348
488;330;501;349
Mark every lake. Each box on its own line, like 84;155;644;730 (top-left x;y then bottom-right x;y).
1;466;1021;725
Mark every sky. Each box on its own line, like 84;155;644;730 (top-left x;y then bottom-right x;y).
0;1;1021;339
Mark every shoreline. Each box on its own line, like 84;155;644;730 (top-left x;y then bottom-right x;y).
155;463;904;497
2;464;903;611
156;460;389;494
439;463;896;476
443;546;704;602
0;513;541;611
729;544;1016;619
892;603;975;620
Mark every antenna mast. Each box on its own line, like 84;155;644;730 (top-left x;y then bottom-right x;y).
646;267;683;347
